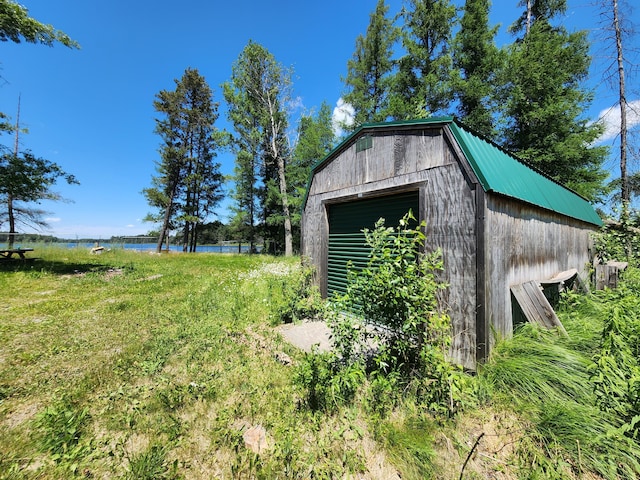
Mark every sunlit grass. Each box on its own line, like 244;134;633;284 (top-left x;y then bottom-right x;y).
1;248;390;478
477;290;640;480
3;248;639;478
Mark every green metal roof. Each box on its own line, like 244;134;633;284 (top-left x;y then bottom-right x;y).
448;121;602;226
305;117;602;227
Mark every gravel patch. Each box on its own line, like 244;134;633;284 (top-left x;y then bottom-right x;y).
276;321;332;353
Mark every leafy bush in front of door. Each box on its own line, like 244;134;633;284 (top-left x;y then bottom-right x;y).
296;211;474;417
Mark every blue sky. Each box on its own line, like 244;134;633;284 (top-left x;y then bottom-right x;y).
2;0;638;239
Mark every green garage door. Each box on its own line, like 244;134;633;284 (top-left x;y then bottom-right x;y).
327;191;419;297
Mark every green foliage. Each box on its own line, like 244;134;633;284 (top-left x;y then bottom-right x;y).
36;396;91;471
223;40;296;255
342;212;472;416
126;444;178;480
592;216;640;264
272;265;324;324
374;416;436;479
499;2;608;201
480;310;640;479
0;151;79;238
294;347;365;412
144;67;224;253
451;0;503;139
297;212;474;417
590;272;640;441
342;0;399;129
390;0;457;119
289;102;335;246
0;0;79;48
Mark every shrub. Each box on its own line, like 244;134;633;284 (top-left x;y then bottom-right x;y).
272;265;324;324
590;273;640;441
297;212;474;417
592;214;640;265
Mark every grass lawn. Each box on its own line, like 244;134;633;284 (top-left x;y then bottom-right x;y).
1;247;639;479
1;247;369;478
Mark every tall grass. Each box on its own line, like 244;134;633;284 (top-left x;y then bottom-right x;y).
478;289;640;479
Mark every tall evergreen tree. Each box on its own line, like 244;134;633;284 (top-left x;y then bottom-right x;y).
342;0;399;130
452;0;503;138
224;41;295;256
144;68;223;253
389;0;457;120
500;0;608;200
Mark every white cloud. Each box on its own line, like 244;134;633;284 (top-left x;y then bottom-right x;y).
332;98;355;136
45;217;61;223
595;99;640;144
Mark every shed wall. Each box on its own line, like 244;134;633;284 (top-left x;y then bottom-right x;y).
484;194;595;344
302;127;479;369
423;159;477;368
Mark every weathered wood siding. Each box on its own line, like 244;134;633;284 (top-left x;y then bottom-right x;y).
422;158;477;369
483;194;595;344
302;126;478;369
303;128;451;289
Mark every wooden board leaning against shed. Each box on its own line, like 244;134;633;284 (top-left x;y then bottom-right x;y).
510;268;590;335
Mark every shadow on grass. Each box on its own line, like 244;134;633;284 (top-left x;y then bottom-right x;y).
0;258;118;275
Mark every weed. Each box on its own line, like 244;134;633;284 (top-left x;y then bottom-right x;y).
271;264;324;325
36;395;92;471
126;444;177;480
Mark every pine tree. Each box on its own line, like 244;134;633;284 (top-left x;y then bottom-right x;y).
144;68;223;253
342;0;399;130
389;0;457;120
500;0;608;200
452;0;503;138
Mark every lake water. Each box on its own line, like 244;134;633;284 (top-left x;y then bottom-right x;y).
2;242;259;254
68;243;259;253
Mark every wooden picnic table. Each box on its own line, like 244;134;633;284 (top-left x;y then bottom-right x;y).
0;248;34;259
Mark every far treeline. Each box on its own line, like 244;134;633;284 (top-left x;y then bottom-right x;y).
0;220;240;247
143;0;638;255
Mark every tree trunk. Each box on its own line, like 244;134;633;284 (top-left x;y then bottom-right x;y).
612;0;628;213
182;221;190;253
156;180;179;253
265;96;293;256
7;194;15;249
277;155;293;256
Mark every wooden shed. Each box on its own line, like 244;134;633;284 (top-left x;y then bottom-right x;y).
301;117;602;369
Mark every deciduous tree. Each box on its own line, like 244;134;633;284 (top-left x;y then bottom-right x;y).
0;0;78;47
224;41;295;255
0;0;79;133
